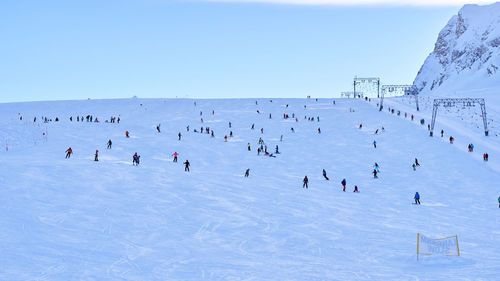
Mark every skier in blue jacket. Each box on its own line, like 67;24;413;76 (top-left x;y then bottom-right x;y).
414;192;421;204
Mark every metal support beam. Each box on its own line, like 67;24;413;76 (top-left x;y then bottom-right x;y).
430;98;488;137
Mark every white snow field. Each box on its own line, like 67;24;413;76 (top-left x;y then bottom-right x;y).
0;97;499;280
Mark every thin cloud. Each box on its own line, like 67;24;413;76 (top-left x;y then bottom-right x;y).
194;0;496;6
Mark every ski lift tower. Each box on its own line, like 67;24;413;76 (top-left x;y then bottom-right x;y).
380;84;412;111
405;86;420;112
353;77;380;99
430;98;489;137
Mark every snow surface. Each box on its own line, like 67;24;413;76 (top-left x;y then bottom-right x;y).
0;97;499;280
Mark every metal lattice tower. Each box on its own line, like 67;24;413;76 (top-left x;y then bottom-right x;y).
430;98;489;137
405;86;420;112
379;84;412;111
353;77;380;99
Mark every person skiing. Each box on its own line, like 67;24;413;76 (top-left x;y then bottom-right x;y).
257;148;261;155
498;195;500;208
156;125;161;133
415;158;420;166
412;163;416;171
359;124;362;129
211;131;214;137
172;152;178;162
441;129;444;137
248;143;251;151
414;192;421;204
275;145;280;154
318;128;321;134
107;139;112;149
178;132;182;140
373;169;378;178
322;169;329;180
187;125;190;132
411;114;414;121
184;160;190;172
245;169;250;177
375;129;379;134
373;140;377;148
94;150;99;161
224;135;228;142
353;185;359;193
449;136;454;144
229;131;233;137
65;147;73;158
229;122;231;128
251;124;254;130
374;163;380;172
133;153;138;165
125;131;130;138
303;176;309;188
341;179;346;192
280;135;283;141
136;155;140;165
483;153;489;161
261;128;264;134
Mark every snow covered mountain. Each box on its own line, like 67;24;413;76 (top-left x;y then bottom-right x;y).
413;2;500;96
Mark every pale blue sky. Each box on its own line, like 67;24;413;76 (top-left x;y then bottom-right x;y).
0;0;466;102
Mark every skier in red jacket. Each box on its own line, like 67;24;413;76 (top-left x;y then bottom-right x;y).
65;147;73;158
172;152;178;162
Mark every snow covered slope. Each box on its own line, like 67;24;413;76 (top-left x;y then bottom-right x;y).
413;2;500;96
0;98;499;280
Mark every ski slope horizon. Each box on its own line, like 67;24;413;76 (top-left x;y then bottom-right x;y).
0;97;499;280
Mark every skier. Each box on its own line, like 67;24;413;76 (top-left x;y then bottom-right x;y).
411;114;414;121
94;150;99;161
373;140;377;148
359;124;362;129
441;129;444;137
374;163;380;172
280;135;283;141
136;155;140;165
449;136;454;144
156;125;161;133
187;125;190;132
229;122;231;128
184;160;190;171
224;135;228;142
318;128;321;134
291;127;294;133
261;128;264;134
275;145;280;154
341;179;346;192
251;124;255;130
412;163;416;171
414;192;421;204
133;153;138;165
172;152;178;162
498;195;500;208
353;185;359;193
322;169;329;180
211;131;214;137
373;169;378;178
178;132;182;140
375;129;379;134
483;153;489;161
107;139;112;149
303;176;309;188
248;143;251;151
415;158;420;166
245;169;250;177
65;147;73;158
125;131;130;138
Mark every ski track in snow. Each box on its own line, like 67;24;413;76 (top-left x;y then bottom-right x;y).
0;98;499;280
